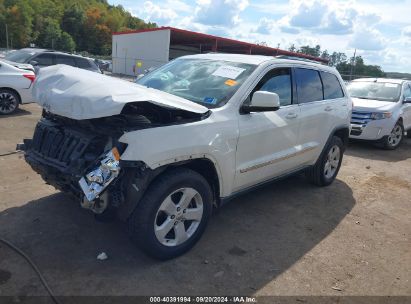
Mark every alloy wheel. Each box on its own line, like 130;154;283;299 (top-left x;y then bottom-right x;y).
0;92;18;114
324;145;341;179
387;124;402;147
154;187;203;247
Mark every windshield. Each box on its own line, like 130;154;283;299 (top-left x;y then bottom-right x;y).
136;58;256;108
4;50;35;63
347;81;401;102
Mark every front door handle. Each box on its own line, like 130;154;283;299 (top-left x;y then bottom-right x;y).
285;112;298;119
324;106;333;112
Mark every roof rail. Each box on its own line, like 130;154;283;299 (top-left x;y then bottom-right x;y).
275;55;327;65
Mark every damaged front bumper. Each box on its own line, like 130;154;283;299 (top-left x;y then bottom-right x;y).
78;148;121;202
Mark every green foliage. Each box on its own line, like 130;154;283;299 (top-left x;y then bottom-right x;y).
0;0;157;55
297;45;385;79
58;31;76;52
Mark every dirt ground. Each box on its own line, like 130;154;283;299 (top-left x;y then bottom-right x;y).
0;103;410;299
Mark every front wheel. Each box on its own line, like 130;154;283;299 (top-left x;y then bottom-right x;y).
306;136;344;187
382;122;404;150
127;168;213;260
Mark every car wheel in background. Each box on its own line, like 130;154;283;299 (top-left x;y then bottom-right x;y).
306;136;344;187
128;168;213;260
0;89;19;115
382;122;404;150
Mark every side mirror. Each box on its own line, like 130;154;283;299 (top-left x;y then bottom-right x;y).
404;97;411;104
242;91;280;113
29;60;38;66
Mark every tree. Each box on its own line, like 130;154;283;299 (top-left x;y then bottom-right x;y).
5;0;33;48
57;31;75;52
61;5;85;48
329;52;347;67
298;45;321;57
36;17;61;49
0;0;157;55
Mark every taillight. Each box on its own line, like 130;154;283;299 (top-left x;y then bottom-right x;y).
23;74;36;83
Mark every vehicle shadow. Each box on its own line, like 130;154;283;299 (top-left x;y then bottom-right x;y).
0;108;32;118
346;137;411;162
0;175;355;296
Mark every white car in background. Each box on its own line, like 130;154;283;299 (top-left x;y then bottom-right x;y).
347;78;411;149
0;60;35;115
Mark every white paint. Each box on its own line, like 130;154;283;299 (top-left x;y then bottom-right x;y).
118;54;352;197
32;64;208;120
112;29;171;75
0;60;35;104
349;79;411;140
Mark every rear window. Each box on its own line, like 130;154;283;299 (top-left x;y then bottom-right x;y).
35;53;54;66
4;50;36;63
320;71;344;99
56;55;76;67
295;68;323;103
75;58;92;68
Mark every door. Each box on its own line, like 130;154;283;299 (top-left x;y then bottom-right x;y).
402;83;411;130
234;67;301;191
293;68;345;165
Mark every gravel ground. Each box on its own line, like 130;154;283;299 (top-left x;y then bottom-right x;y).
0;103;410;300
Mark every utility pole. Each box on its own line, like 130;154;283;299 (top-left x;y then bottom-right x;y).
349;49;357;81
5;24;9;49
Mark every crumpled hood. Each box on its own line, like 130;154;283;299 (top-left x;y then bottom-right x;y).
32;65;209;120
352;97;397;112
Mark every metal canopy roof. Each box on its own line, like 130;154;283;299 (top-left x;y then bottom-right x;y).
113;26;329;64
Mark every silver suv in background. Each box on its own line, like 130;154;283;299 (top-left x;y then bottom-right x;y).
3;48;102;73
347;78;411;149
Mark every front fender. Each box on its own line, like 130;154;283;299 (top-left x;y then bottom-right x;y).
118;113;238;197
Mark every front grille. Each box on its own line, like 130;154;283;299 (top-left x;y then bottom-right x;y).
351;111;372;125
29;120;96;170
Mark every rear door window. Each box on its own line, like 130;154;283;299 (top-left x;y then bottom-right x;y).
56;55;76;67
320;71;344;99
34;53;54;66
295;68;323;103
403;84;411;99
75;58;91;69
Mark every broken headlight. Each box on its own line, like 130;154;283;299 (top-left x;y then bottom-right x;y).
79;147;121;202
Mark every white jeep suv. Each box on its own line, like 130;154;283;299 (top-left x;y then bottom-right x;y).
21;54;352;259
347;78;411;149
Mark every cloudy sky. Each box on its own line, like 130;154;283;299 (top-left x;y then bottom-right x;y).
108;0;411;73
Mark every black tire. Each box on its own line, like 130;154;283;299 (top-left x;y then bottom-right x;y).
306;136;344;187
127;168;213;260
0;89;20;115
381;121;404;150
407;130;411;139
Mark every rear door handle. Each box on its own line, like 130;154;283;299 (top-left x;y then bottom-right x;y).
285;112;298;119
324;106;333;112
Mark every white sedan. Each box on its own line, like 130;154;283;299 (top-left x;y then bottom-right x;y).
0;60;35;114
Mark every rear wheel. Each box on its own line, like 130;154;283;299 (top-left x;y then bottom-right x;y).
0;89;19;115
306;136;344;186
382;122;403;150
127;168;213;260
